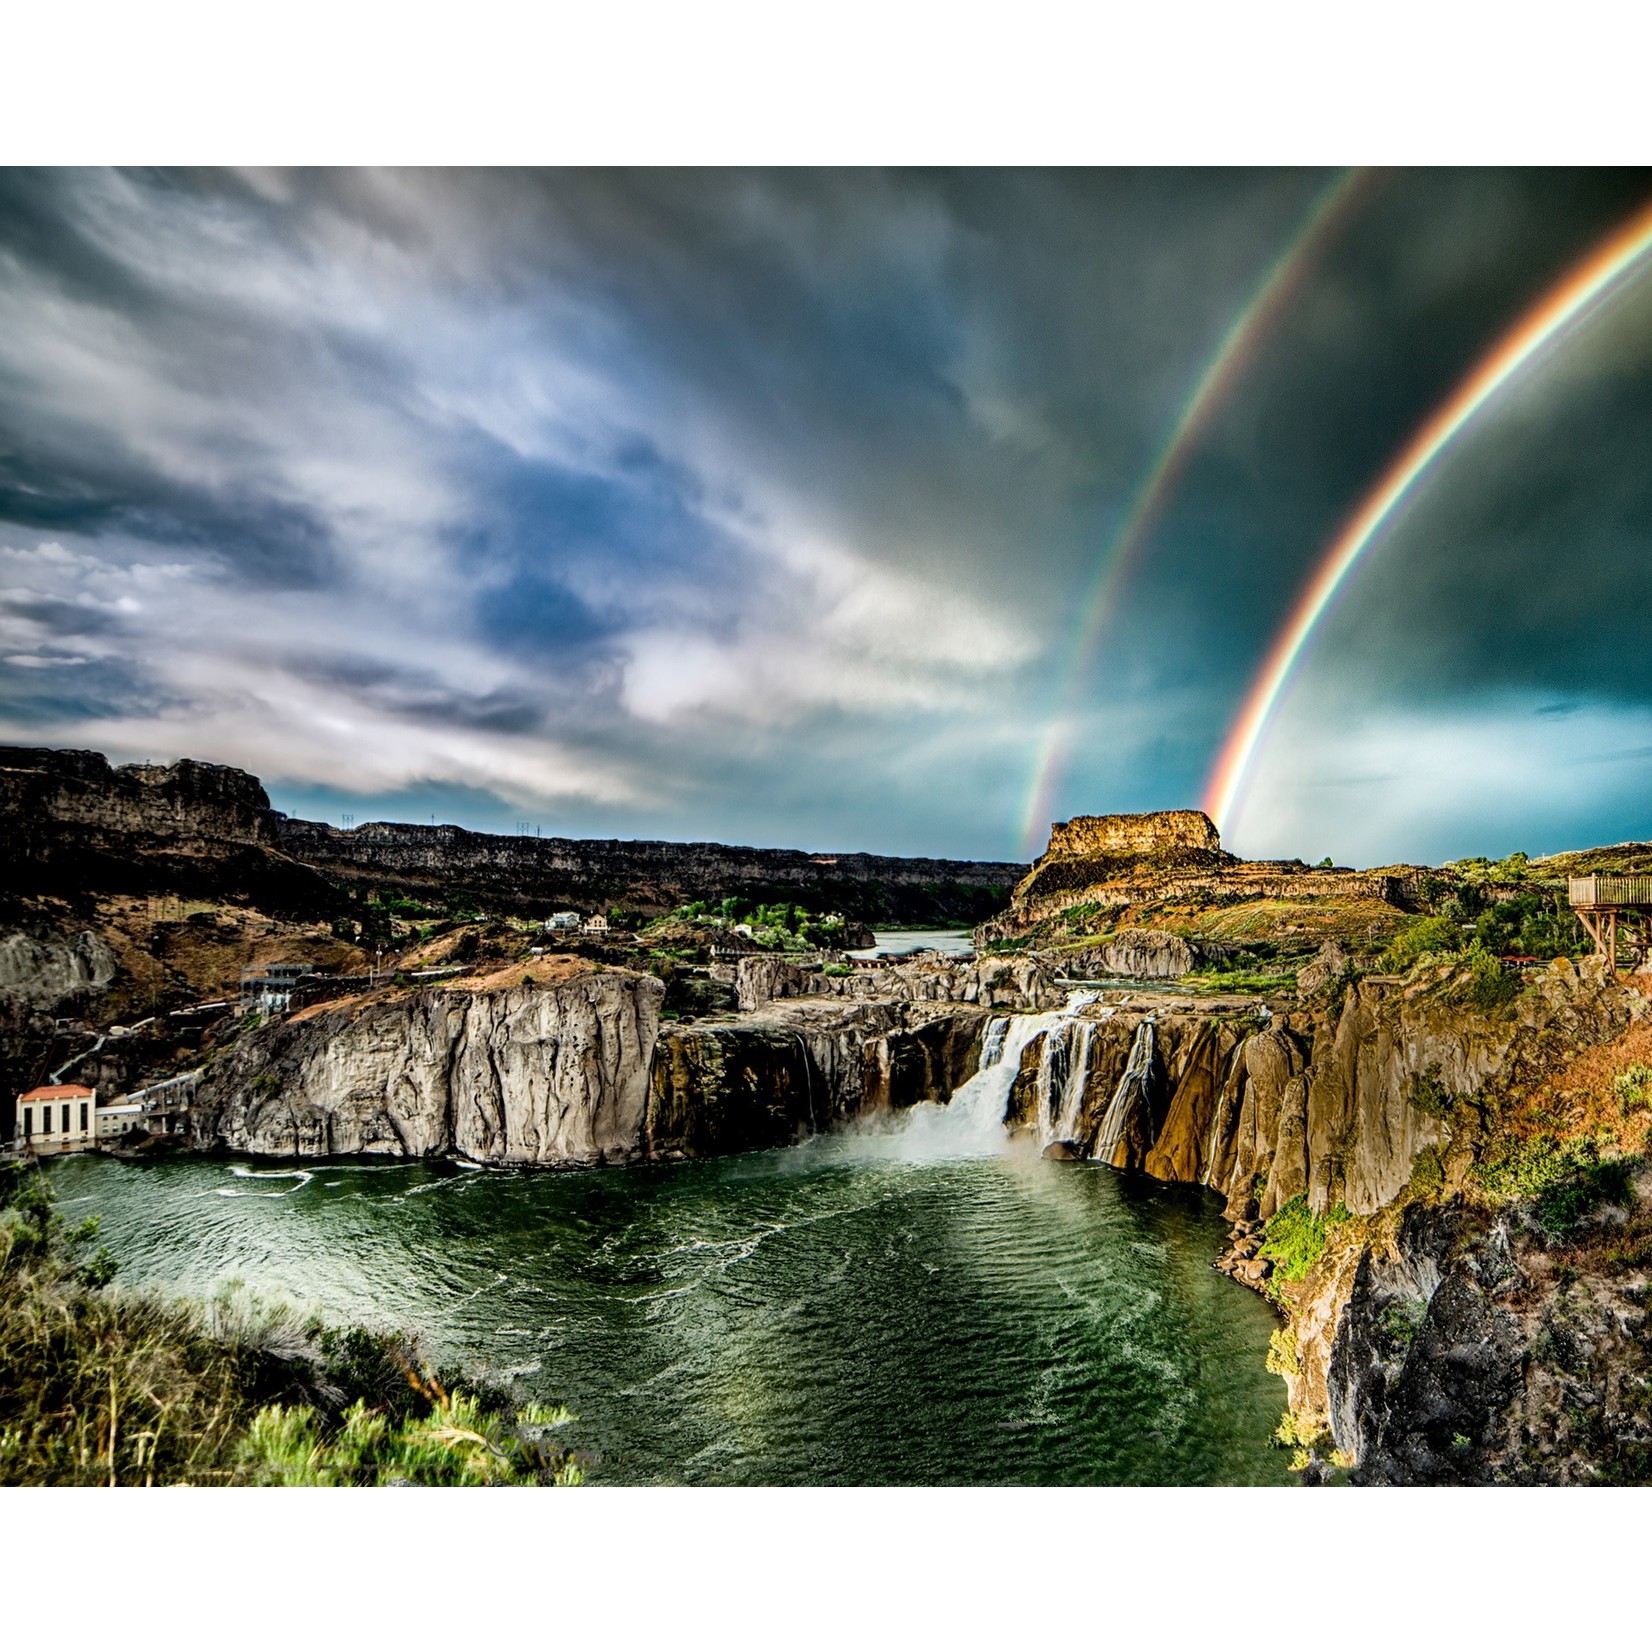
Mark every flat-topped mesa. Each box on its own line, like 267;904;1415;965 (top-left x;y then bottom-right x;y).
1045;809;1223;860
987;805;1416;947
1012;808;1237;909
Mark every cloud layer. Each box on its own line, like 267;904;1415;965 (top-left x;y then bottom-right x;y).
2;168;1649;860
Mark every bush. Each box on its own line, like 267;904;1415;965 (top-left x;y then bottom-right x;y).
1258;1195;1349;1288
1383;915;1463;972
1458;942;1520;1011
238;1390;582;1487
1472;1131;1641;1234
1613;1065;1652;1117
0;1166;583;1486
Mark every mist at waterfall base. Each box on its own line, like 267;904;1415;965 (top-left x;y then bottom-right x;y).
49;1006;1291;1485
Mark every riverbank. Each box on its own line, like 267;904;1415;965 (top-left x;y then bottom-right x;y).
0;1161;583;1485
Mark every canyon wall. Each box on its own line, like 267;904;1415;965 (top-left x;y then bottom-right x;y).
1;743;1024;924
1;745;335;912
194;969;987;1165
272;816;1023;923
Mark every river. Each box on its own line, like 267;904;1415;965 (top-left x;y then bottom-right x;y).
48;1092;1291;1484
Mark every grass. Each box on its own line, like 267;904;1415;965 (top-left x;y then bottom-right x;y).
1182;967;1299;995
0;1162;583;1486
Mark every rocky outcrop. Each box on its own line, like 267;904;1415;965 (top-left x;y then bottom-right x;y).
0;927;119;1013
196;967;987;1166
1044;810;1223;860
1295;940;1350;995
0;746;338;914
816;955;1063;1011
196;970;664;1164
733;954;812;1012
983;805;1417;947
1063;928;1202;979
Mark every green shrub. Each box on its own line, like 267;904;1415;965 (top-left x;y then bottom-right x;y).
1613;1065;1652;1117
1258;1195;1349;1288
1383;915;1463;972
1408;1144;1446;1198
238;1391;582;1487
1379;1296;1427;1349
1473;1131;1641;1233
0;1166;583;1486
1407;1069;1454;1120
1457;942;1520;1011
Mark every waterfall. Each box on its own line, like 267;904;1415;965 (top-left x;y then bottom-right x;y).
1048;1018;1096;1147
1091;1019;1156;1166
873;991;1098;1159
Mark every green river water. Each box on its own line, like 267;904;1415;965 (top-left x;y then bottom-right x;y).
49;1123;1292;1485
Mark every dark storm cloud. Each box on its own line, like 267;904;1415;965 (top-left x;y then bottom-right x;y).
2;166;1650;858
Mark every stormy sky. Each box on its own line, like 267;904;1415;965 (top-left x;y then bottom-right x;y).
2;166;1650;865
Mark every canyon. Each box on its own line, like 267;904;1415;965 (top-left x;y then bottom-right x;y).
11;748;1652;1484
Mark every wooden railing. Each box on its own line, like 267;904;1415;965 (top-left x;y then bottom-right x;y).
1569;876;1652;908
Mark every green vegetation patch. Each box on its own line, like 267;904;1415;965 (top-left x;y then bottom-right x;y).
1182;967;1299;995
0;1163;582;1486
1258;1195;1349;1289
1472;1130;1641;1234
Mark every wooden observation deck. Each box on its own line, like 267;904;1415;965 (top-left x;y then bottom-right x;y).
1568;876;1652;962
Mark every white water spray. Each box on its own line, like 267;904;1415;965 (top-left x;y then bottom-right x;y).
864;991;1101;1160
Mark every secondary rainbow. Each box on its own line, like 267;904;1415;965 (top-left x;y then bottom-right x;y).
1016;169;1370;854
1203;197;1652;838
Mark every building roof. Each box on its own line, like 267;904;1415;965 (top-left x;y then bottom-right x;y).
18;1084;96;1102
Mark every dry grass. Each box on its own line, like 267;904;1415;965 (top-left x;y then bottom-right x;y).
447;954;594;993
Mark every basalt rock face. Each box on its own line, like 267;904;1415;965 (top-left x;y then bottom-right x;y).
1062;928;1204;980
196;970;664;1164
0;746;339;915
1;743;1023;923
1045;810;1223;860
196;969;988;1167
990;972;1633;1222
815;955;1064;1012
1226;958;1652;1483
649;999;988;1158
272;815;1023;924
0;926;119;1014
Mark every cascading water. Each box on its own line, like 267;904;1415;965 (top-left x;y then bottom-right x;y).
1042;1015;1101;1149
1091;1019;1156;1166
866;991;1100;1160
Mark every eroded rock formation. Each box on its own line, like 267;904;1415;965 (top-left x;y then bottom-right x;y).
195;966;988;1166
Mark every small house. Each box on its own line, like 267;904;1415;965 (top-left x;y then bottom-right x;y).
581;914;610;934
15;1084;98;1155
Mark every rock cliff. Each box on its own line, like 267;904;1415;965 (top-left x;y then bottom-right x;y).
1;743;1023;924
194;964;987;1166
273;815;1022;924
196;966;665;1163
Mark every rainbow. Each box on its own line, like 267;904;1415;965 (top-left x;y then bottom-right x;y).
1016;169;1371;854
1203;196;1652;839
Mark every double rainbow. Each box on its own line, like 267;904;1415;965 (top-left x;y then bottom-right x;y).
1016;169;1371;853
1203;197;1652;837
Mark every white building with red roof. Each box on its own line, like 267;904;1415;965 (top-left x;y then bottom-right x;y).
14;1083;98;1155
